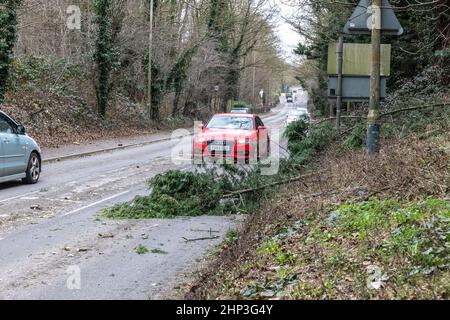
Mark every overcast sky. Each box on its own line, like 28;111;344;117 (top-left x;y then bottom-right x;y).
272;0;303;63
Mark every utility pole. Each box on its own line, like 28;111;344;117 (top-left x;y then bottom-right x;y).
336;36;344;131
147;0;154;118
252;51;256;104
367;0;381;155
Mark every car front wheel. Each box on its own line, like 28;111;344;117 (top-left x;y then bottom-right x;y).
23;152;41;184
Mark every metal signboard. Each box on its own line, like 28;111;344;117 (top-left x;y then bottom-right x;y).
327;43;391;76
328;76;387;102
343;0;404;36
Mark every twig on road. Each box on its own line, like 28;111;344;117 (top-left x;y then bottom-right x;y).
182;236;220;242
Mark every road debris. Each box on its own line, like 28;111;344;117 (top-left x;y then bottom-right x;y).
98;232;114;239
182;236;220;242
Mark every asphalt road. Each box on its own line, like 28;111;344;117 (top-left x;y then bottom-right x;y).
0;98;303;300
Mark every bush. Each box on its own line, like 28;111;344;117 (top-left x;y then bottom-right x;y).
342;122;366;150
284;117;338;165
10;56;82;92
227;100;253;112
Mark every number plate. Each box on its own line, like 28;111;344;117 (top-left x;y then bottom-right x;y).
210;145;230;152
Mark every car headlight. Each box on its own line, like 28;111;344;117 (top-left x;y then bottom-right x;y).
195;137;206;143
238;138;250;144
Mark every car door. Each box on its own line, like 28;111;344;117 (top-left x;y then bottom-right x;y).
0;114;27;176
256;117;268;157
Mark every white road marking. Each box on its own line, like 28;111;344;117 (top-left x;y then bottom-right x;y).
62;190;131;216
42;198;82;203
0;191;40;204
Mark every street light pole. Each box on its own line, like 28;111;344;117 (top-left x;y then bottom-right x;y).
367;0;381;155
147;0;154;118
252;51;256;104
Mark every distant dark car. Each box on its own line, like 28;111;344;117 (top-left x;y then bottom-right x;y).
230;107;253;114
286;97;293;103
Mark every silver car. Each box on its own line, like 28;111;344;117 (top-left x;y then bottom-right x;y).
0;111;41;184
285;109;309;126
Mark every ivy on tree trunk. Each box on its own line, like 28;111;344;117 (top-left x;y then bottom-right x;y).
93;0;118;117
0;0;22;104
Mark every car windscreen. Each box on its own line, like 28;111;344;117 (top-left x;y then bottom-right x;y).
207;116;253;130
289;110;306;116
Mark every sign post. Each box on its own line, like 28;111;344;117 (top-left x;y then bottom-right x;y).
367;0;382;155
336;36;344;131
342;0;403;155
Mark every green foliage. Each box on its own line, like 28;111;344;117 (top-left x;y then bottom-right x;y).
207;0;231;53
330;198;449;274
224;229;240;245
0;0;22;103
102;169;234;219
93;0;121;116
284;117;338;165
243;197;449;299
379;65;450;139
166;46;198;116
342;122;366;150
135;244;149;255
227;100;252;112
150;248;168;254
283;115;310;142
9;56;82;93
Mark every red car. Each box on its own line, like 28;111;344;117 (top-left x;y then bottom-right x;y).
193;113;270;164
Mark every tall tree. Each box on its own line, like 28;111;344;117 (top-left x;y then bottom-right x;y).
0;0;22;104
93;0;123;117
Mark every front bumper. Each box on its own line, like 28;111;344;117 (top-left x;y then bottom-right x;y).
193;139;258;162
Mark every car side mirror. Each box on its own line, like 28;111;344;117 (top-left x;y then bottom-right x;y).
17;125;26;135
198;123;205;132
258;125;266;131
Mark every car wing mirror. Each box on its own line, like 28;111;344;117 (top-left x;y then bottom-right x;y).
257;125;266;131
198;123;205;132
17;124;26;135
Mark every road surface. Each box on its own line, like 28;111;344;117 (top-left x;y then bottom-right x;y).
0;98;303;300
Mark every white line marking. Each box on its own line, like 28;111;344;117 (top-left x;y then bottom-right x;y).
0;191;40;204
42;198;82;203
63;190;131;216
